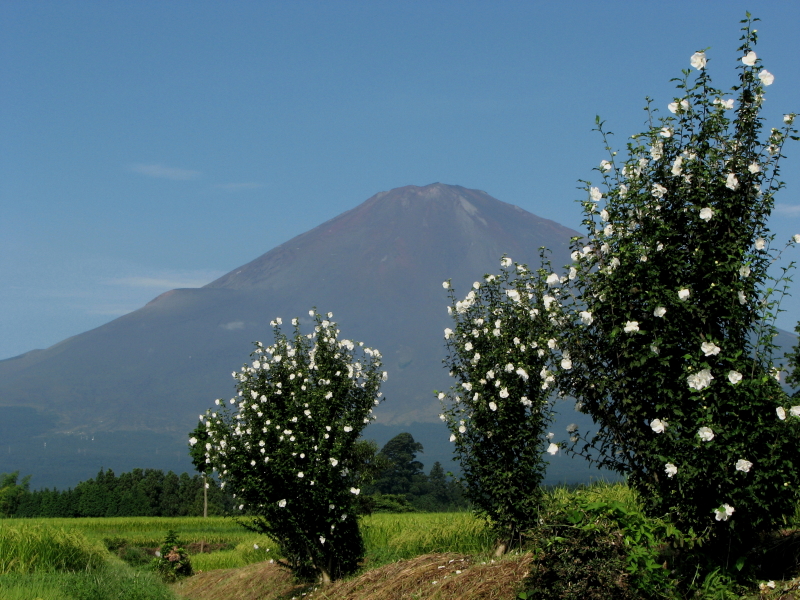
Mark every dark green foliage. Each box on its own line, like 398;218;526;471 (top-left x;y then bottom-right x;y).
441;254;563;549
373;433;425;496
151;530;192;582
522;496;678;600
201;312;385;583
363;435;468;512
561;16;800;564
6;468;235;518
0;471;30;516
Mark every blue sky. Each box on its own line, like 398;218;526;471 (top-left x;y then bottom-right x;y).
2;1;799;360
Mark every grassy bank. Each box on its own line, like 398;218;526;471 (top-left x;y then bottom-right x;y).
4;482;800;599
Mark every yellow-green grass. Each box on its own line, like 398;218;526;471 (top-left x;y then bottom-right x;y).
2;512;494;572
0;523;106;575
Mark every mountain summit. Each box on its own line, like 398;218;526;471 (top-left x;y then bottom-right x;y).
0;183;579;487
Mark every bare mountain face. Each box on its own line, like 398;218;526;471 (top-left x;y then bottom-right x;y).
0;183;587;487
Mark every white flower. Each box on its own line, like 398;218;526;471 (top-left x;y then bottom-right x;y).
790;406;800;417
690;52;706;70
668;99;689;113
654;306;666;318
567;423;578;433
688;369;714;391
506;289;521;302
516;367;529;380
651;419;667;434
701;341;721;356
794;234;800;244
590;187;602;202
623;321;639;333
604;224;614;237
458;424;466;433
725;173;739;191
442;281;449;289
350;487;360;495
748;162;760;174
449;434;456;442
755;237;766;250
742;51;757;66
546;273;561;286
671;156;683;176
728;371;742;384
714;504;735;521
651;183;667;198
569;266;577;280
343;425;353;432
660;127;672;138
579;311;593;325
665;463;678;478
600;159;612;172
735;459;753;473
650;141;663;161
499;388;510;399
189;437;198;446
786;114;796;125
438;392;446;400
472;281;480;290
464;342;473;351
651;345;660;355
758;69;774;86
777;407;786;421
278;499;287;508
330;458;338;467
738;290;747;305
546;443;559;455
739;265;751;278
488;401;498;411
444;328;453;339
678;288;690;301
561;358;572;370
699;207;713;221
319;536;326;545
501;257;513;267
697;426;714;442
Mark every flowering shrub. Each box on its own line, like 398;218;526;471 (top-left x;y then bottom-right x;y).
195;311;386;582
439;254;566;551
560;16;800;561
151;530;192;582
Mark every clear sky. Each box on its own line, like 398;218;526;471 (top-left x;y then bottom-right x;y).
2;1;799;360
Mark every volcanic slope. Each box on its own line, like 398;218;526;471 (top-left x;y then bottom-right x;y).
0;183;581;487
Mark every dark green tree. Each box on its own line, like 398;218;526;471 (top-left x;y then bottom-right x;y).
0;471;30;517
373;433;425;496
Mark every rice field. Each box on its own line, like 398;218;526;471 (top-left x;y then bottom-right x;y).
6;482;728;600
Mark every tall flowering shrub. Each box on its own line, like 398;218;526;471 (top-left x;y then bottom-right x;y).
561;17;799;560
195;311;385;582
439;255;566;551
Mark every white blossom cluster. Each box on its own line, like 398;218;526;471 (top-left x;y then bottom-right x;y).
560;42;800;532
195;310;384;549
441;257;565;454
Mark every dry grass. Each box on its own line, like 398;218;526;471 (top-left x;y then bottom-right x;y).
316;552;533;600
173;560;305;600
174;552;533;600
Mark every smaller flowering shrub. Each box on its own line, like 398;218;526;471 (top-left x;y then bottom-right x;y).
439;253;566;551
560;16;800;563
151;530;192;582
196;311;386;582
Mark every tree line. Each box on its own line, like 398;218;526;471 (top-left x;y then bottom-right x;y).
0;433;465;518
